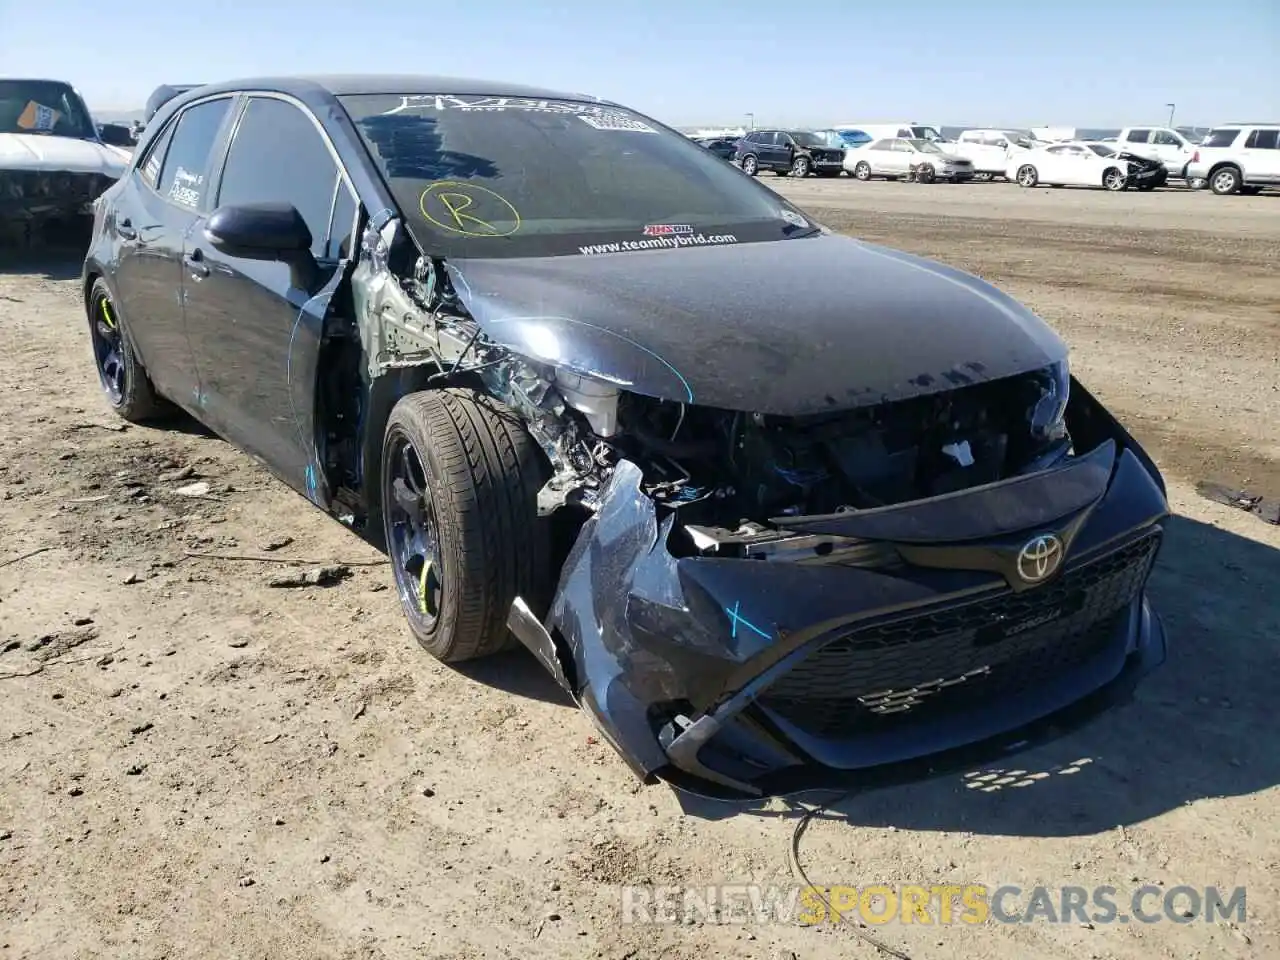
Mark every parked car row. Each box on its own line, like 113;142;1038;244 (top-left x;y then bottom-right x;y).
694;121;1280;196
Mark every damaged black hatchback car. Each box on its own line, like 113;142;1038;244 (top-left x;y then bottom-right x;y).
83;76;1169;797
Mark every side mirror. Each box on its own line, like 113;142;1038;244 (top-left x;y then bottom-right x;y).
99;123;135;147
205;202;312;258
205;202;319;289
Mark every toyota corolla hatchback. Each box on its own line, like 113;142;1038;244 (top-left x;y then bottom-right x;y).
83;76;1170;797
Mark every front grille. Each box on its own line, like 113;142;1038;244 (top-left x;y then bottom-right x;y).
758;533;1160;738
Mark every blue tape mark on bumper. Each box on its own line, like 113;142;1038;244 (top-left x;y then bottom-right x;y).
726;600;772;641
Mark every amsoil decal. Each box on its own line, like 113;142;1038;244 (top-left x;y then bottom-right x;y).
578;114;657;133
642;224;694;237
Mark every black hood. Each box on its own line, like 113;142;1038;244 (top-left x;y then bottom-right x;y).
446;233;1067;415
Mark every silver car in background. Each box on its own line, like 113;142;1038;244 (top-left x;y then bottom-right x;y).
845;137;976;182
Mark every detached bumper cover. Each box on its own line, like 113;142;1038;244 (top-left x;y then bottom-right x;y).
524;380;1171;798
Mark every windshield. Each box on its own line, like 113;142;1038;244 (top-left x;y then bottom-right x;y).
0;80;97;139
908;139;945;154
1087;143;1116;157
789;131;827;147
340;94;815;259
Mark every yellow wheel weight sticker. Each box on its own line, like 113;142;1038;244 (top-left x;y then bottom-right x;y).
418;181;521;237
418;559;434;615
100;298;116;329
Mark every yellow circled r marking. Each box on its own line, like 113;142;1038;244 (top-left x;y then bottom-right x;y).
419;180;521;237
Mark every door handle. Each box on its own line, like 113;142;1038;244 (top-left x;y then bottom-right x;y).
183;249;210;279
116;217;137;240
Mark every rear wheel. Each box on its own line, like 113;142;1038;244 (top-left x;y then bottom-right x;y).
86;277;169;423
853;161;872;180
1016;165;1038;187
1210;166;1241;195
380;388;550;663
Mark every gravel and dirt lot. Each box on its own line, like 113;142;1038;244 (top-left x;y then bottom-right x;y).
1;181;1277;960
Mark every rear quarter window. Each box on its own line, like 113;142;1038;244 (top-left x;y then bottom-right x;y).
1201;128;1242;148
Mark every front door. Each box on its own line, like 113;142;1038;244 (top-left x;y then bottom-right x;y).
182;94;357;497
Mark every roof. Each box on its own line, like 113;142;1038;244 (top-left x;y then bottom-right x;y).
178;74;603;102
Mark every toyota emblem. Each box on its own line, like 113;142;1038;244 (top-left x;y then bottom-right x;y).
1016;534;1064;583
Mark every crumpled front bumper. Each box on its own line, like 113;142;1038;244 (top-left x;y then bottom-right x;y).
508;379;1171;798
0;169;116;222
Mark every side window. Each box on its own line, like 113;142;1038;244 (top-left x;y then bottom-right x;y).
327;183;358;260
1151;130;1180;146
1046;145;1069;154
1246;129;1279;149
139;119;177;189
216;97;341;259
764;132;780;146
157;98;234;210
1125;129;1152;143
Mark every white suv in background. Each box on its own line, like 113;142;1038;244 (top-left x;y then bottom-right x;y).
1185;124;1280;194
1114;127;1196;177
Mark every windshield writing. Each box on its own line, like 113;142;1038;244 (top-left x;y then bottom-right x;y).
340;94;814;259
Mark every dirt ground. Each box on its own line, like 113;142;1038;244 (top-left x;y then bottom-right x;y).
1;181;1277;960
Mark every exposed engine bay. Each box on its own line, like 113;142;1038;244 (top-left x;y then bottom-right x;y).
342;220;1075;563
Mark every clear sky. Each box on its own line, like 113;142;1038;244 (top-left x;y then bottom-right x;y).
2;0;1276;128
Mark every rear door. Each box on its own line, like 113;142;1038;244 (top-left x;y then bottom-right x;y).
1241;128;1280;181
1148;128;1188;171
1039;145;1073;182
181;94;358;495
755;132;779;168
108;95;236;406
885;139;912;174
1121;128;1153;159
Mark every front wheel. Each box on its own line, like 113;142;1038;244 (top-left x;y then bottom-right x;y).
86;277;170;423
1016;165;1038;187
789;155;811;177
1103;168;1128;191
853;161;872;181
381;388;550;663
740;154;758;176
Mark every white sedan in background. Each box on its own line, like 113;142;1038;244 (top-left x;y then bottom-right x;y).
1006;140;1166;191
845;138;975;182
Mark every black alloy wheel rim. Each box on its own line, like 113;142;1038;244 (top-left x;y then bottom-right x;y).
386;430;443;629
91;293;126;405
